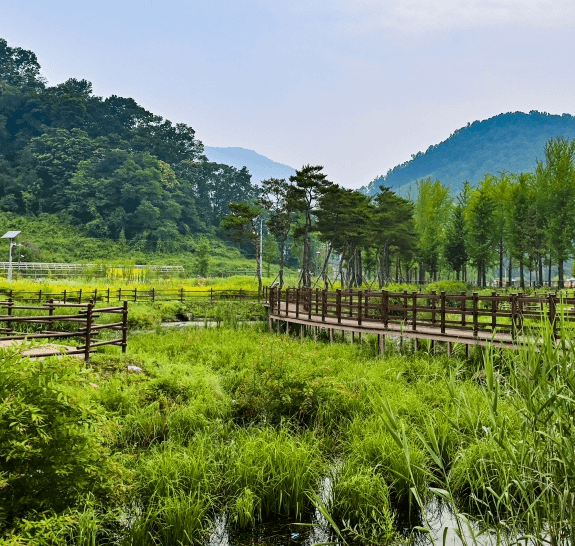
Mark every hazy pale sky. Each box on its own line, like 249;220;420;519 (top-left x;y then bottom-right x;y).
3;0;575;188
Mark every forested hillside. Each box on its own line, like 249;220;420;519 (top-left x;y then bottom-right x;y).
363;111;575;196
0;38;258;254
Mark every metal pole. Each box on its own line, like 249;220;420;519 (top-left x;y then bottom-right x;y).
7;239;13;281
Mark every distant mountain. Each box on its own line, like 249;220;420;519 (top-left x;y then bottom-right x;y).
362;111;575;197
204;146;296;184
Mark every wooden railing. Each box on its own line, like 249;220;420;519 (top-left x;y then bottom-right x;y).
0;287;268;304
268;287;570;341
0;299;128;361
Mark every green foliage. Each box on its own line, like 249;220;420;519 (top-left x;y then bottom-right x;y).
0;349;124;523
329;458;395;544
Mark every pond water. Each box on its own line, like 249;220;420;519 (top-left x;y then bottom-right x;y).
204;494;497;546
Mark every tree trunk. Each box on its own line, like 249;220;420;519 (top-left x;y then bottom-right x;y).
538;255;543;287
320;243;332;289
558;259;564;289
519;259;524;289
338;247;345;288
279;238;286;288
508;255;512;288
419;263;425;285
548;255;552;288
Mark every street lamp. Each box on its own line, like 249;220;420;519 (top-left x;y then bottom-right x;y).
1;231;21;282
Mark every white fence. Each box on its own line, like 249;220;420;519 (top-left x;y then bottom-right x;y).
0;262;185;276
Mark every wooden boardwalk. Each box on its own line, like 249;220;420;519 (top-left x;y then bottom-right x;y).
265;287;571;354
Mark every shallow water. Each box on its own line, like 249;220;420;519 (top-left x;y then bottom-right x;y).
204;496;496;546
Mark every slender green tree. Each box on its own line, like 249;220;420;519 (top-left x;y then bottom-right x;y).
414;179;451;282
465;181;497;287
259;178;294;288
221;202;263;291
289;165;332;287
535;137;575;288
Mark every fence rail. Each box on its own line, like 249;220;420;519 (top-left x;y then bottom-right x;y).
267;287;572;349
0;287;269;304
0;299;128;361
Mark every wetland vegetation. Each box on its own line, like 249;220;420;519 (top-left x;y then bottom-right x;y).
2;288;575;544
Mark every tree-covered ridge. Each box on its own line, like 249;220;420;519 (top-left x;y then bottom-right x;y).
363;111;575;196
0;38;258;250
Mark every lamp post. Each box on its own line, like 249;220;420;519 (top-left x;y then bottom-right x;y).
2;231;21;282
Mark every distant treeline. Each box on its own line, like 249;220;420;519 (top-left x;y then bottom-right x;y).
246;137;575;289
0;38;258;251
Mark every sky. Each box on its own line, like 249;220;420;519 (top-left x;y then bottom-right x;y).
3;0;575;189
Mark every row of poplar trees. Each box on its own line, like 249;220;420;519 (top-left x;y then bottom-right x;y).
222;137;575;289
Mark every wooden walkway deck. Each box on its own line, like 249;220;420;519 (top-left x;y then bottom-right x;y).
264;287;570;354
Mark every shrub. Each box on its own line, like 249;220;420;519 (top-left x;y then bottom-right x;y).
0;349;125;523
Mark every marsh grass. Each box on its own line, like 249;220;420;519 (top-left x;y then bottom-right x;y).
5;306;575;544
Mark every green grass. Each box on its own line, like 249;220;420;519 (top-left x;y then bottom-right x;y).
2;310;575;544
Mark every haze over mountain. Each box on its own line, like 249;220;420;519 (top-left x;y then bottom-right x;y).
362;111;575;197
204;147;296;185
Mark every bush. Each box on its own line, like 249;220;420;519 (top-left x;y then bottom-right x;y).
0;349;125;523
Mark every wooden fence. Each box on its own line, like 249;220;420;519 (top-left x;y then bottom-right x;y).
268;287;573;347
0;299;128;361
0;287;268;304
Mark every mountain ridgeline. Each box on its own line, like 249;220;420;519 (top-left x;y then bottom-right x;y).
362;111;575;197
204;147;295;184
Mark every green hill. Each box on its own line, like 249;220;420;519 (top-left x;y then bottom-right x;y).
362;111;575;196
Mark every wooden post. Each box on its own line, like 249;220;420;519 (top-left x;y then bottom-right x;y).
364;292;369;321
491;292;497;331
321;290;327;322
412;291;417;331
315;288;319;315
107;288;110;303
84;299;94;361
382;290;389;328
472;292;479;337
461;291;466;326
180;288;185;303
357;291;363;326
118;288;122;301
349;291;353;318
447;342;452;357
431;290;437;324
152;288;155;303
286;288;290;316
440;291;446;334
47;299;54;332
307;288;312;321
94;289;98;302
286;321;290;335
403;290;408;325
121;300;128;353
296;288;300;319
378;333;385;354
329;328;334;342
549;293;558;341
517;293;524;331
63;289;67;304
278;287;282;316
511;294;517;340
38;289;42;303
78;289;82;303
337;289;342;324
134;287;138;303
6;298;12;335
211;287;214;302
